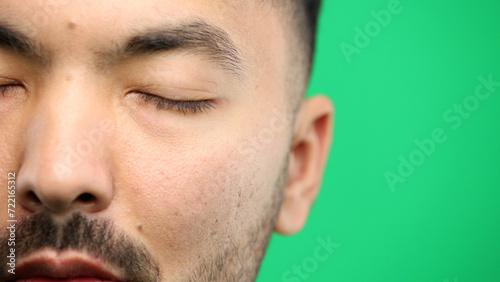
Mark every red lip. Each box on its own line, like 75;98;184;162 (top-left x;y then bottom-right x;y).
8;249;123;282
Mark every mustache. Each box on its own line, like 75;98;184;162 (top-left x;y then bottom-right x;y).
0;211;160;281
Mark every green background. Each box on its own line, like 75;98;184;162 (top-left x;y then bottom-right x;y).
258;0;500;281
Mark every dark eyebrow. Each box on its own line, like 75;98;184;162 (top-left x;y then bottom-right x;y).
0;23;48;66
0;21;244;77
106;21;245;78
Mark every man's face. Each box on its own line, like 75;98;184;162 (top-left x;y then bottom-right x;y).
0;0;296;280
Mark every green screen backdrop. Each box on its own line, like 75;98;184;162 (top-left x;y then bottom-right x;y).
257;0;500;281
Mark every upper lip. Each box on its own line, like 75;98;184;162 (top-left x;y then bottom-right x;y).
7;249;123;281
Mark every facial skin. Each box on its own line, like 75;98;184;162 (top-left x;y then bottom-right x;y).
0;1;333;281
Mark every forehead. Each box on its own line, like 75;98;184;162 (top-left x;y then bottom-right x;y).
0;0;278;55
0;0;287;87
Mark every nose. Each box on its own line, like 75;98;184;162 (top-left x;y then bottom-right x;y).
16;80;115;215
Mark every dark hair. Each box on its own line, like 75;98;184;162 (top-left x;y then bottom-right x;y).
305;0;322;65
273;0;324;110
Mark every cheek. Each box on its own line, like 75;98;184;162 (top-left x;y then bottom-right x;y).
0;108;30;222
109;133;265;266
107;91;292;272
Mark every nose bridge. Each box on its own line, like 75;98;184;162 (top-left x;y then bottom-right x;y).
36;74;110;175
18;72;115;214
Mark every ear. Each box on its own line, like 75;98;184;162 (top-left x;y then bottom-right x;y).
274;95;334;235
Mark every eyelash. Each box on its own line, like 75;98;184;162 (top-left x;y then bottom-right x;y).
0;85;214;114
137;92;215;114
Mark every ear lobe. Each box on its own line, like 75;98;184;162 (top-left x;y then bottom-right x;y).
274;95;334;235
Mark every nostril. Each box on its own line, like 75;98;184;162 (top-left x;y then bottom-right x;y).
20;191;42;212
27;191;41;204
78;193;95;203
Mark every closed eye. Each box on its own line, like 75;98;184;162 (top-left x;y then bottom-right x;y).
136;92;215;115
0;84;24;97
